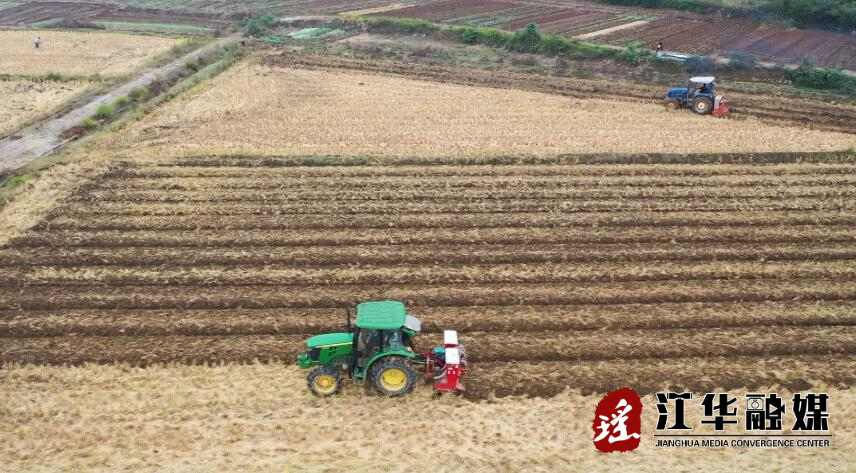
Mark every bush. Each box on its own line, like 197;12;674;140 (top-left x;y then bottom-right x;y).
787;56;856;94
451;23;617;61
508;23;542;53
360;16;438;35
477;28;513;48
113;96;130;107
244;14;277;36
460;28;478;44
728;51;757;70
57;19;105;30
619;41;646;65
185;59;200;72
130;87;148;102
541;34;569;56
685;55;717;73
1;174;33;189
93;104;114;120
44;72;62;81
80;117;98;129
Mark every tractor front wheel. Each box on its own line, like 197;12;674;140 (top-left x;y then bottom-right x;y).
664;99;680;110
372;357;416;397
691;97;712;115
308;366;341;396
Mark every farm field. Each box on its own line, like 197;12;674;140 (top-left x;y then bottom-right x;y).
2;363;854;471
2;157;855;400
0;29;184;77
0;20;854;469
92;55;856;158
598;18;856;67
381;0;856;69
0;1;227;32
3;0;854;68
0;79;89;134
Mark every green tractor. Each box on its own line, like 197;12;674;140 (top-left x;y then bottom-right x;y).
297;300;467;397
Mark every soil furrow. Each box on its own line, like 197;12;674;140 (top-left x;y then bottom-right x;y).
69;187;856;203
1;326;852;365
32;211;856;231
1;301;853;337
14;226;855;248
1;242;853;267
4;260;852;288
47;197;856;216
76;174;856;190
103;163;856;178
0;280;852;310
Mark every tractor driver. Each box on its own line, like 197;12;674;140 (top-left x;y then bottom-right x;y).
689;81;703;99
356;329;382;366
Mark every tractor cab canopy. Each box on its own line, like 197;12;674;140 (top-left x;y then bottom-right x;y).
352;300;420;370
689;76;715;84
355;300;421;332
689;76;715;94
356;300;405;329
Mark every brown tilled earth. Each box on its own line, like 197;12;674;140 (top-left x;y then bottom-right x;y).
1;158;854;399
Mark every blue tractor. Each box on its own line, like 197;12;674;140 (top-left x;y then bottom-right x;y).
664;76;730;117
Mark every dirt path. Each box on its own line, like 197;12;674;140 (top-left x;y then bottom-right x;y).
0;36;238;176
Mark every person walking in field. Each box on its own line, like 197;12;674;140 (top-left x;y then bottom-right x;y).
33;35;41;49
656;38;663;53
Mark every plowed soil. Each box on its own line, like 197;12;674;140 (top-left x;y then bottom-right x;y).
1;158;854;399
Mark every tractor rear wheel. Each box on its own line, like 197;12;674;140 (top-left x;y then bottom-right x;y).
308;366;341;396
691;97;712;115
664;99;680;110
372;357;416;397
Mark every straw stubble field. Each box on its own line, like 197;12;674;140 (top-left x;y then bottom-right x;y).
1;363;854;472
93;56;856;157
0;29;184;76
0;79;90;133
